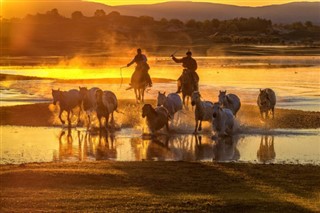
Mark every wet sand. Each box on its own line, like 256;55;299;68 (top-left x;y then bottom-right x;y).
1;101;319;129
1;162;319;212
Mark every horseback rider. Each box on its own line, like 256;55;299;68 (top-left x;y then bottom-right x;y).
127;48;152;87
171;50;199;93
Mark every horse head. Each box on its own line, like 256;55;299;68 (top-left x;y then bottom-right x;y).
52;88;61;105
191;91;201;106
258;89;270;107
218;90;227;104
79;86;88;99
157;91;166;107
212;102;222;118
142;104;155;118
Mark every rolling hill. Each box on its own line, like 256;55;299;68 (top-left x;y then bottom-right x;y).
2;1;320;24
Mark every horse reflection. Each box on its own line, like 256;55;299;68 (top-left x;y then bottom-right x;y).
257;135;276;163
96;130;116;160
56;128;116;162
135;134;219;161
139;135;171;161
194;135;215;161
212;136;240;162
83;130;116;161
56;128;82;162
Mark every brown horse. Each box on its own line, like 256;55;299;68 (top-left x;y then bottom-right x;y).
130;69;147;103
181;69;197;108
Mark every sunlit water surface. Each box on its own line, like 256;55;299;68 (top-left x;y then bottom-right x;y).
1;126;319;165
1;56;319;111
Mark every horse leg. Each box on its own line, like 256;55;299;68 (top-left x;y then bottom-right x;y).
198;120;202;131
105;114;109;131
141;89;145;103
67;111;71;127
194;119;198;134
77;105;82;125
166;120;170;133
58;109;65;125
272;107;275;119
86;113;91;130
134;89;139;103
98;115;102;129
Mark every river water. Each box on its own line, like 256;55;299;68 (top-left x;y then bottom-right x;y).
0;56;319;165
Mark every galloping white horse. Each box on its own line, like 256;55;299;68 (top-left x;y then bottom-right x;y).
157;91;182;119
218;90;241;116
191;91;214;134
212;102;235;136
95;89;118;130
52;88;82;126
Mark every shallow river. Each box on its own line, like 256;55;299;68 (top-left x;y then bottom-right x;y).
1;56;319;165
1;126;319;165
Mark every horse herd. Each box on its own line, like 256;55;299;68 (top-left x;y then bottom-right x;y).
51;86;276;137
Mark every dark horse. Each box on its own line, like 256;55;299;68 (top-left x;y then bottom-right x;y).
181;69;197;107
130;69;147;103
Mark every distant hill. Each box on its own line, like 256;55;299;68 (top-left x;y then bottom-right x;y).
2;1;320;24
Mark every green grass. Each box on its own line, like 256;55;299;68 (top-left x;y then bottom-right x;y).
1;162;319;212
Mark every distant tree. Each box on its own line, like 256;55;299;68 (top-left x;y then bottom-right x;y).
211;19;220;28
159;18;168;25
186;19;197;28
169;19;184;28
71;11;84;20
108;11;121;17
305;21;313;28
46;8;60;17
94;9;106;17
139;16;154;25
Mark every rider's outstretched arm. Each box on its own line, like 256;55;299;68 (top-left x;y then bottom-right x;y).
171;55;183;63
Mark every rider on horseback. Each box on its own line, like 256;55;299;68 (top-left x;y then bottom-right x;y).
171;50;199;93
127;48;152;87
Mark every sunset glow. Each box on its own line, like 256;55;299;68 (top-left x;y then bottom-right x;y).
87;0;319;7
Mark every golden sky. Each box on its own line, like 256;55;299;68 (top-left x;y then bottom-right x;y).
86;0;319;6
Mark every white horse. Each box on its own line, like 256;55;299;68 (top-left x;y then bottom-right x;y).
79;86;100;128
95;89;118;130
257;88;276;119
142;104;170;134
212;102;235;136
52;88;82;126
218;90;241;116
191;91;214;134
157;92;183;120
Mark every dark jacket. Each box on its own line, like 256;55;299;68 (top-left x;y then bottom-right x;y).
172;56;197;72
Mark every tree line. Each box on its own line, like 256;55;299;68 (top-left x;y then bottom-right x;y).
1;9;319;56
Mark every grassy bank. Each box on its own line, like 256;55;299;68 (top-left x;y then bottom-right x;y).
1;162;319;212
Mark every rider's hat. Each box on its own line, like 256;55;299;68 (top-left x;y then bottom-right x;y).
186;50;192;55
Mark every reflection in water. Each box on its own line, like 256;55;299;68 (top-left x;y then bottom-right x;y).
54;128;116;162
257;135;276;163
212;136;240;162
1;126;319;165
